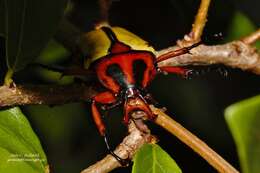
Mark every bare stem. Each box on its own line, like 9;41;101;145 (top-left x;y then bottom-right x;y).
191;0;211;41
150;105;239;173
241;28;260;45
96;0;112;28
178;0;211;46
0;84;97;107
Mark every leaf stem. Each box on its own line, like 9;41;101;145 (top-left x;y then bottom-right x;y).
150;105;240;173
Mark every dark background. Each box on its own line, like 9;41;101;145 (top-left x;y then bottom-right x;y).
1;0;260;172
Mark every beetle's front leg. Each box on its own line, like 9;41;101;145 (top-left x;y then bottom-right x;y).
91;91;130;166
91;91;117;136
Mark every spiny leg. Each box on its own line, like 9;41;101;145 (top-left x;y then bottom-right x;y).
103;133;129;166
91;91;129;165
156;41;201;63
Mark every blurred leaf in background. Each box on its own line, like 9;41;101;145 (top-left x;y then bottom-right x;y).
0;0;68;73
226;11;260;49
132;144;182;173
225;95;260;173
34;39;73;84
0;107;48;173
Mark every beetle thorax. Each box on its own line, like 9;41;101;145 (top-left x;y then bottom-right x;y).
94;50;157;94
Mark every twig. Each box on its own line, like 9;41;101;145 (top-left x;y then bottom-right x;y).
150;105;239;173
241;28;260;45
178;0;211;46
81;120;155;173
95;0;112;28
156;41;260;75
0;40;259;107
0;84;97;107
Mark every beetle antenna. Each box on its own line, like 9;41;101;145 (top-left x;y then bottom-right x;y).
156;42;201;63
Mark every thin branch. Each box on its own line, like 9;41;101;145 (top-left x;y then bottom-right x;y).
95;0;112;28
0;41;259;107
178;0;211;46
241;28;260;45
0;84;97;107
157;41;260;75
81;120;155;173
150;105;239;173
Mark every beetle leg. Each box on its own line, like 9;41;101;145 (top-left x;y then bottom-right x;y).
143;93;160;106
156;41;201;63
104;133;130;166
91;91;117;135
91;91;129;165
158;66;189;77
101;99;123;110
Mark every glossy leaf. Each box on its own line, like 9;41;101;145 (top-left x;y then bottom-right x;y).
0;107;48;173
3;0;67;72
132;144;182;173
225;95;260;173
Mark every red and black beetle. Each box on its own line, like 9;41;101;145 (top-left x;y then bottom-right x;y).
88;27;199;156
41;26;199;163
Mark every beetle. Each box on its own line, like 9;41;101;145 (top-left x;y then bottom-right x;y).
88;27;199;135
84;26;200;162
40;26;199;163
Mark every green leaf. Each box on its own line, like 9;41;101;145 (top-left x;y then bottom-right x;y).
226;11;260;49
132;144;182;173
225;95;260;173
0;107;48;173
3;0;68;72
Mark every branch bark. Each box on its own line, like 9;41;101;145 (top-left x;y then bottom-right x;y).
156;40;260;75
81;120;155;173
241;28;260;45
151;106;239;173
0;84;97;107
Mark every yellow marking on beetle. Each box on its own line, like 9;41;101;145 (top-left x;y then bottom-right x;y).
79;26;155;68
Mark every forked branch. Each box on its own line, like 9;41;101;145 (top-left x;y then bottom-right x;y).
242;28;260;45
81;120;156;173
178;0;211;46
80;106;239;173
